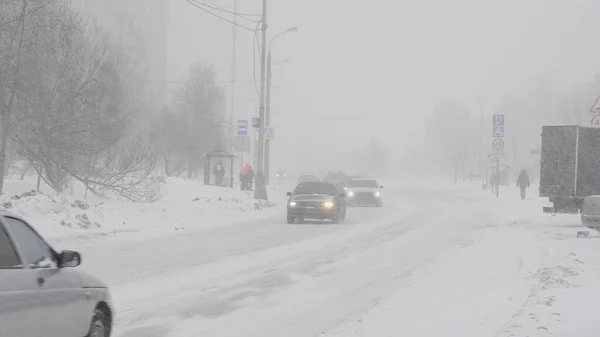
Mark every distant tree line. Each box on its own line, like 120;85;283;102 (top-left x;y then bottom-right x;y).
0;0;227;200
402;74;600;178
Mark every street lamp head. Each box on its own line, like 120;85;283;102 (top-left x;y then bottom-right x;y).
286;27;298;33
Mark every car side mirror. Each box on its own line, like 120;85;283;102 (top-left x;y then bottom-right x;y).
380;185;384;189
287;192;292;196
59;250;81;268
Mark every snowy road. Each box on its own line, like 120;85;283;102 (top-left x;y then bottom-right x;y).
51;183;600;337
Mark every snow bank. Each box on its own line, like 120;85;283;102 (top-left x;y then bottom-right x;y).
324;177;600;337
0;177;282;243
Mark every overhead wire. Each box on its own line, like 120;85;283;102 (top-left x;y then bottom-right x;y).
188;0;262;17
185;0;264;97
185;0;255;32
144;79;265;84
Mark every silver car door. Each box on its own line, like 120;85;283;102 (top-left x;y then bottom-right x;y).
0;219;44;337
4;217;90;337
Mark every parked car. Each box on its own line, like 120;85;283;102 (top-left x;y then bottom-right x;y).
346;178;384;207
0;209;113;337
286;181;348;224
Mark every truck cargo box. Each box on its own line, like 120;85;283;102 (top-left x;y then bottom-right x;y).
539;125;600;213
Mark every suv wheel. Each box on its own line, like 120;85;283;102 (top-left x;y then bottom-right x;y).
287;215;295;224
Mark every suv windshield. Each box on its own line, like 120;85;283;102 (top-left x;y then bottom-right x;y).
294;182;336;195
348;180;379;188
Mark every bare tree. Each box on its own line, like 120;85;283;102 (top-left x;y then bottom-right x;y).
7;3;159;201
164;63;227;179
0;0;36;193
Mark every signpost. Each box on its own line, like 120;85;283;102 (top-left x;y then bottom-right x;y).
264;126;274;140
492;114;505;137
237;120;248;136
492;114;505;198
492;138;504;156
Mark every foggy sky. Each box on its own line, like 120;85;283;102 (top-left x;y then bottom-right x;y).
167;0;600;172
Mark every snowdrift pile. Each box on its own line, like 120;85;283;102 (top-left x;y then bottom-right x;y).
0;177;280;242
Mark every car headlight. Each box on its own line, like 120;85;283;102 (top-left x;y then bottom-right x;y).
323;201;334;208
347;191;354;197
375;191;381;197
276;174;280;177
289;201;297;207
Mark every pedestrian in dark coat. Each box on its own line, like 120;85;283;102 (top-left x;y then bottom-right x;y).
245;167;256;191
213;162;225;187
517;169;530;200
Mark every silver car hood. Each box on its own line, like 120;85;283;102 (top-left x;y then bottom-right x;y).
78;270;108;288
291;194;334;202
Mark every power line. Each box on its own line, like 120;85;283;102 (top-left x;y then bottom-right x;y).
188;0;258;24
189;0;260;18
185;0;255;32
144;79;261;84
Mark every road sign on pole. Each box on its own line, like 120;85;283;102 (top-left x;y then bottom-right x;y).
492;114;505;138
264;126;274;140
237;120;248;136
492;140;504;157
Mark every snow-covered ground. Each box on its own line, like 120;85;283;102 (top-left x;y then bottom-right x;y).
4;175;600;337
0;177;284;245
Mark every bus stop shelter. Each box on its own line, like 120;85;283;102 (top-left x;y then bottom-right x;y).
204;151;234;188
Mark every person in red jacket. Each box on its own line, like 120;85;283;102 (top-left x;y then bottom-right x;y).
239;164;255;191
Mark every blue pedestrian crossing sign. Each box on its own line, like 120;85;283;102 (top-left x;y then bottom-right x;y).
237;120;248;136
264;126;274;140
492;114;505;138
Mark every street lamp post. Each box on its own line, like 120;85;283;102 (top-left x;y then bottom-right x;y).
254;0;269;200
478;100;484;188
264;27;297;186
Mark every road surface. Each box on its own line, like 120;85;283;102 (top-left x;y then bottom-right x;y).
51;183;551;337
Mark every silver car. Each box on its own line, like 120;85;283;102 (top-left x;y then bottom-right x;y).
0;209;113;337
346;178;384;207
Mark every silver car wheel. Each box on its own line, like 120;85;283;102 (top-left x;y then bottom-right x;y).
90;320;105;337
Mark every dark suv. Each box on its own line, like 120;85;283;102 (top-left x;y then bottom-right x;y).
286;181;348;224
324;171;351;183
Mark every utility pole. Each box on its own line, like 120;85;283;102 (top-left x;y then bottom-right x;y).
254;0;268;200
264;51;272;185
478;100;484;188
229;0;239;151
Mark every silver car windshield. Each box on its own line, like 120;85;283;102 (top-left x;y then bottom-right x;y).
348;180;379;188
